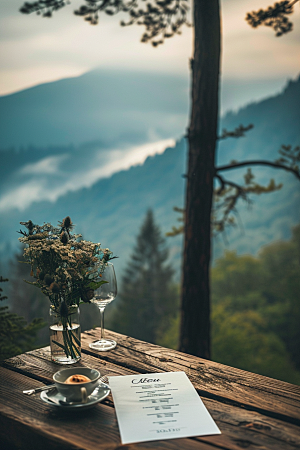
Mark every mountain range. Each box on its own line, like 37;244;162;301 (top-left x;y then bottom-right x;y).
0;69;189;149
0;71;299;282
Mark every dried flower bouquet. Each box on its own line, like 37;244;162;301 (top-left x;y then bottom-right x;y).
18;216;114;362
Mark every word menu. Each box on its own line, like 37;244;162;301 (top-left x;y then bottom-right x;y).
109;371;221;445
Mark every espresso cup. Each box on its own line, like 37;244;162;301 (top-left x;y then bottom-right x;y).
53;367;100;402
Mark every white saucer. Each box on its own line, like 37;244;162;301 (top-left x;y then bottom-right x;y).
40;385;110;410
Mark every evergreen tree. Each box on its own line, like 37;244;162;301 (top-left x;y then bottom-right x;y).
0;276;45;361
9;249;49;346
111;210;177;344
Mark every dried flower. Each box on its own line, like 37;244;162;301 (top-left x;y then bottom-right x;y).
50;282;60;294
60;231;69;244
44;274;53;286
63;216;72;229
39;271;45;281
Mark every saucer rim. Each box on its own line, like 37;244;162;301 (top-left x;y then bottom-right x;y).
40;385;110;409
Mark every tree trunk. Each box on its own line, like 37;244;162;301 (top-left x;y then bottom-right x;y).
179;0;221;358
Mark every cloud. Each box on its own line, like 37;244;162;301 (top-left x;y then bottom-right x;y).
86;139;176;183
0;138;175;212
20;154;68;175
0;179;48;210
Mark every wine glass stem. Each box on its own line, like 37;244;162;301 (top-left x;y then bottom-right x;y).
99;307;105;340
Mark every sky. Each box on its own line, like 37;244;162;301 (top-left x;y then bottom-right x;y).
0;0;299;102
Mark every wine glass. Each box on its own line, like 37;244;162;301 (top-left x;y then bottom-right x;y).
89;263;117;351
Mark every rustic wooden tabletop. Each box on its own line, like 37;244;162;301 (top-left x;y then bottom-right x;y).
1;328;300;450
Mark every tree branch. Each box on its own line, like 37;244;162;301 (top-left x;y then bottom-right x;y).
215;173;246;196
19;0;191;46
246;1;299;36
217;160;300;181
213;173;248;234
218;124;253;141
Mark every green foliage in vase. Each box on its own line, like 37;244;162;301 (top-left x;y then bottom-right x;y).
0;276;45;361
111;209;178;344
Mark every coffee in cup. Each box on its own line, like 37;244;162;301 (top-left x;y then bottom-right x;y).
65;374;91;384
53;367;100;403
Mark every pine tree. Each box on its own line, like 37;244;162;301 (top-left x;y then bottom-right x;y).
111;210;178;344
8;249;49;346
0;276;45;361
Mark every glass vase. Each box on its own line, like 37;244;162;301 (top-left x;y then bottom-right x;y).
49;305;81;364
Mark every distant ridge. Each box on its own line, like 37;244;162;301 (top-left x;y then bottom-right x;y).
0;69;189;149
1;68;295;150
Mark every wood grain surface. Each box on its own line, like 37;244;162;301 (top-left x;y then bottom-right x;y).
1;327;300;450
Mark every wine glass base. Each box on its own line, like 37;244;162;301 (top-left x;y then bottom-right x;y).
89;339;117;351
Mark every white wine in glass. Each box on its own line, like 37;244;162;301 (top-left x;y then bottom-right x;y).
89;263;117;351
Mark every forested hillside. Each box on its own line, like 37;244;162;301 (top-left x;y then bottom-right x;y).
158;224;300;385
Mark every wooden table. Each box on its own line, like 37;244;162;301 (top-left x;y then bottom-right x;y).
1;328;300;450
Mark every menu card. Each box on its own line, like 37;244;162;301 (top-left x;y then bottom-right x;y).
109;371;221;445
